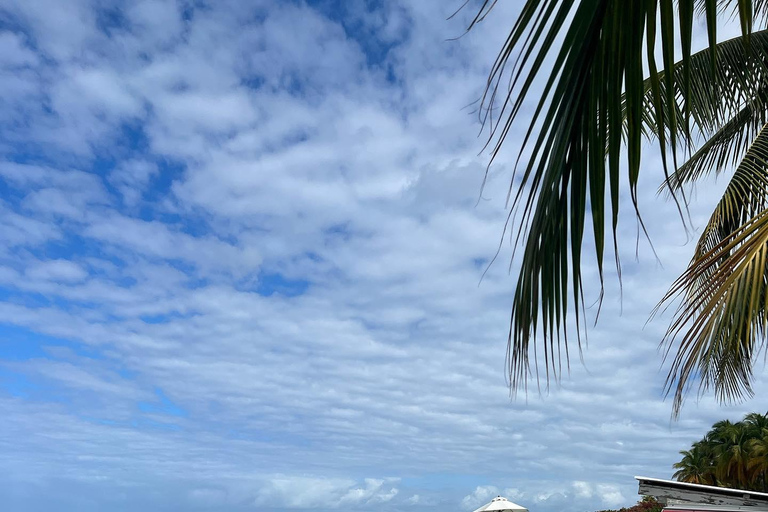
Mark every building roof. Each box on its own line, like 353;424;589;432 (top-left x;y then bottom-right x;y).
635;476;768;509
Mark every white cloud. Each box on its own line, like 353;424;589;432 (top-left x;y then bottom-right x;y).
255;475;399;509
573;481;593;499
0;204;62;247
462;486;501;510
597;485;626;508
54;68;142;119
25;259;88;283
503;488;525;501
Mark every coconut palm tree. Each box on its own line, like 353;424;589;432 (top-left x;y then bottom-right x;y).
745;413;768;434
469;0;768;414
748;421;768;490
673;444;716;485
673;413;768;490
717;422;753;487
708;420;737;457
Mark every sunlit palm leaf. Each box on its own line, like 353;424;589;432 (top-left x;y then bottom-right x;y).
661;195;768;415
660;127;768;414
695;125;768;258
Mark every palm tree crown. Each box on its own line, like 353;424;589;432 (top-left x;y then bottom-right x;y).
673;444;716;485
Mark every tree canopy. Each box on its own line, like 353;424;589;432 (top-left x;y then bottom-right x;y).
673;412;768;490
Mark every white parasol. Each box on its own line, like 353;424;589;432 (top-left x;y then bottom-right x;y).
471;496;529;512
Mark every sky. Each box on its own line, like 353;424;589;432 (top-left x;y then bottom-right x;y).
0;1;765;512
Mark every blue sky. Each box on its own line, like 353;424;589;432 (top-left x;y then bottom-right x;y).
0;1;764;511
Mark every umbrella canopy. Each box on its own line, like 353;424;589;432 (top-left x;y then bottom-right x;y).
472;496;529;512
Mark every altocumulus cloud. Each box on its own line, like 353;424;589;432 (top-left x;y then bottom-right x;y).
0;1;766;512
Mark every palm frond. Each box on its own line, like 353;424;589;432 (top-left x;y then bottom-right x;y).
659;126;768;415
660;195;768;415
471;0;757;397
696;124;768;258
654;30;768;191
721;0;768;28
659;97;768;193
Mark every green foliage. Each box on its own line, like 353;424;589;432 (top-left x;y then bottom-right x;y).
596;496;663;512
470;0;768;415
673;412;768;491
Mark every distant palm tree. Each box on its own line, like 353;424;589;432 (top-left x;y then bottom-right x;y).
748;427;768;490
718;423;752;487
469;0;768;413
675;413;768;490
673;444;716;485
745;413;768;434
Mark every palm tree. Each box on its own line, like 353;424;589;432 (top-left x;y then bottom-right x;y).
673;444;716;485
745;413;768;432
673;413;768;490
748;423;768;491
707;420;736;461
717;422;752;487
469;0;768;413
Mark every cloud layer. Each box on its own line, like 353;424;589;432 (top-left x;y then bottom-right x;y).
0;1;764;512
